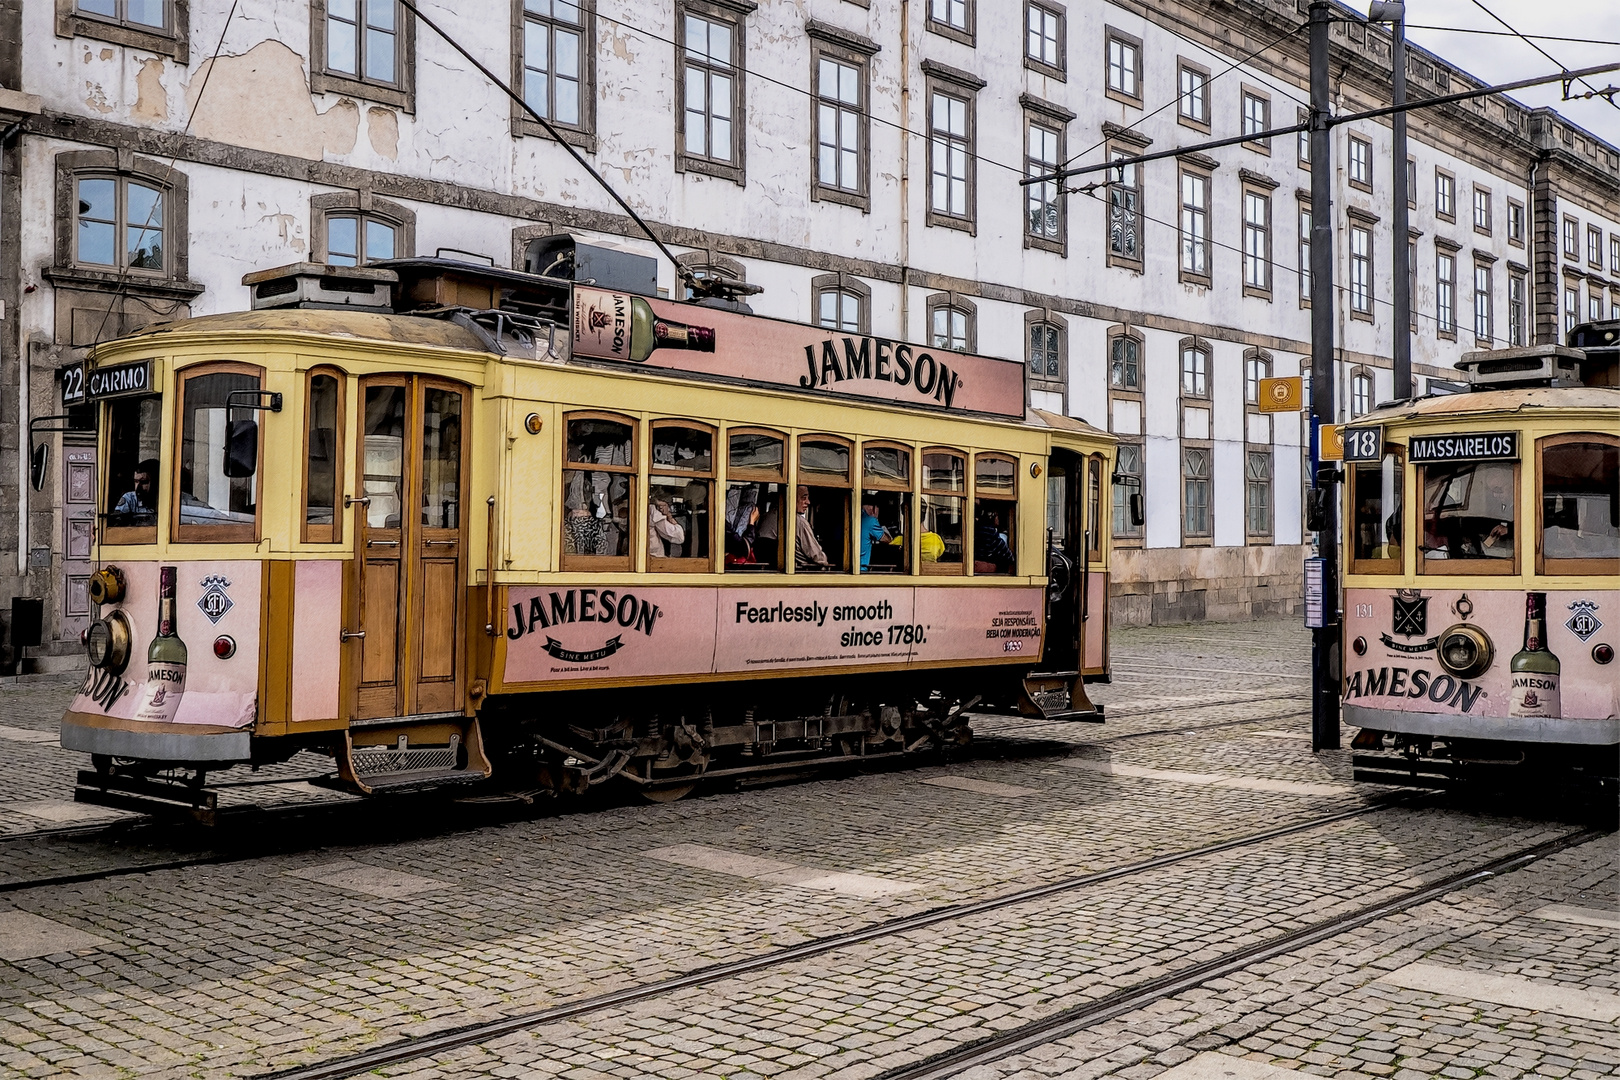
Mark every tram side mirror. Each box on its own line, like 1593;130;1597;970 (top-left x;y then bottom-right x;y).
29;442;48;492
223;419;259;478
1305;487;1330;533
1129;493;1144;528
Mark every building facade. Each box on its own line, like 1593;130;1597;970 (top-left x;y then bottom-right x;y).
2;0;1617;666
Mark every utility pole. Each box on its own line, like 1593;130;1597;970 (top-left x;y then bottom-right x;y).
1308;0;1341;752
1374;2;1412;399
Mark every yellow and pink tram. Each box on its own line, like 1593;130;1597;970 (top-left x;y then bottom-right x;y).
55;259;1117;808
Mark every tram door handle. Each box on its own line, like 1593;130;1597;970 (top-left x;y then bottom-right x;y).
340;629;366;642
423;539;457;547
366;539;400;548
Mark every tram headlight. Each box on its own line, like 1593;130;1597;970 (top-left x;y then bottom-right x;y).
87;566;126;606
85;610;132;675
1437;623;1493;680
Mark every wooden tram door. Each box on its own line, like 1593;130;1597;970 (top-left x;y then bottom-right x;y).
349;376;468;720
1042;448;1084;675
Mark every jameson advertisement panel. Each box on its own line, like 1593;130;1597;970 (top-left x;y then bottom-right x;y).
502;585;1045;685
1341;587;1617;721
571;286;1027;419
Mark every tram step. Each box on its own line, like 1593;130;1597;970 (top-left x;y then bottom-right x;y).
338;718;493;796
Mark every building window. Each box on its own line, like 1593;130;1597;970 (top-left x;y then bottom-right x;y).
813;47;870;206
1472;186;1491;234
1243;189;1271;296
1110;332;1141;390
519;0;588;132
678;7;743;180
311;192;415;267
1347;134;1371;190
928;0;973;44
74;0;166;29
927;292;976;353
1349;222;1372;319
1178;60;1210;129
1612;234;1620;273
1296;108;1310;167
1508;272;1526;346
1112;443;1142;539
1588;225;1604;268
1106;151;1141;270
1351;370;1372;417
1105;29;1141;104
1245;352;1270;404
1474;263;1493;342
1507;199;1524;245
812;273;870;335
1028;320;1061;378
1405;158;1416;208
312;0;411;106
1564;285;1578;337
1298;202;1311;304
73;173;167;274
1025;118;1064;248
1246;451;1272;537
1025;2;1063;76
1178;168;1209;282
61;0;188;60
1435;170;1455;220
1241;88;1270;149
1183;447;1211;538
1180;342;1208;398
928;86;974;227
1563;216;1578;258
325;215;395;265
1408;238;1417;331
1591;290;1604;323
1437;250;1456;337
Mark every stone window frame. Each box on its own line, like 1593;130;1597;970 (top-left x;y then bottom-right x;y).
676;249;747;299
1471;252;1496;345
1348;365;1374;418
925;291;977;353
1562;277;1579;336
1611;233;1620;274
1240;84;1271;154
1103;126;1150;274
1295;107;1310;170
1108;324;1145;545
1243;346;1276;545
1178;334;1212;403
1176;57;1211;133
1506;265;1527;347
1346;132;1372;192
1242;346;1272;408
1472;184;1492;236
810;272;871;335
674;0;756;186
1245;445;1274;542
1407;228;1421;333
1405;157;1416;209
1022;94;1073;256
1103;26;1143;108
808;22;879;213
55;0;190;62
1176;160;1213;287
1240;169;1277;301
510;0;597;149
1108;324;1144;394
1347;208;1377;323
1506;197;1525;247
1586;224;1604;270
309;190;417;265
511;221;554;271
923;61;983;235
1435;239;1461;340
1180;440;1214;545
1434;167;1456;222
1297;194;1312;309
1023;1;1065;81
1023;307;1068;409
1111;439;1144;544
1561;215;1579;260
309;0;416;112
926;0;974;47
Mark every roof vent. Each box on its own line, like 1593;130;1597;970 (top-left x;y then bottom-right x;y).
1456;344;1589;389
242;262;398;312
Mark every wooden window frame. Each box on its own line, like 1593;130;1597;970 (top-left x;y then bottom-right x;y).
1176;57;1211;133
808;25;877;211
1181;441;1213;545
1023;106;1068;254
1472;185;1492;236
309;0;416;112
1348;219;1374;322
1347;133;1372;192
560;409;637;573
1025;308;1067;411
1435;169;1456;222
1296;108;1311;169
310;191;416;265
511;0;597;148
1349;367;1373;418
1507;198;1525;247
1103;27;1142;108
1298;197;1312;308
1587;224;1604;270
647;419;718;574
860;441;914;493
1242;183;1272;300
1240;85;1271;154
1177;163;1211;286
1245;447;1273;543
1537;432;1620;577
1024;1;1065;80
1417;461;1521;577
1346;451;1404;576
674;0;750;185
1111;440;1143;545
301;367;347;545
920;446;967;576
795;434;854;573
1105;143;1145;273
972;452;1019;575
811;272;872;335
925;291;977;353
924;65;981;234
1561;215;1579;259
1436;244;1458;340
172;360;266;545
99;393;162;548
723;425;787;574
1179;336;1211;400
860;440;915;576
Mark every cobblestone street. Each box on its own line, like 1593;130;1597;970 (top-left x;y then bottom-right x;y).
0;618;1615;1080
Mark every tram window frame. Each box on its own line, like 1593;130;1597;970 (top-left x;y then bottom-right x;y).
101;392;163;546
1086;455;1104;562
724;426;787;572
561;410;637;572
794;435;853;573
1417;459;1520;577
1347;450;1403;575
647;419;716;573
860;441;913;575
920;446;967;575
972;453;1019;575
1536;432;1619;576
172;361;266;544
301;367;346;545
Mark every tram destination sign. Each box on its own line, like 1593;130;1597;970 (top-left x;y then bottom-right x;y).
1407;431;1517;463
78;359;153;402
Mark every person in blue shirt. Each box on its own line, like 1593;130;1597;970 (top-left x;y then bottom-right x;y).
860;497;890;570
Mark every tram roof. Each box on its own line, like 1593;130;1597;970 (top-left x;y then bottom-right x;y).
1356;384;1620;425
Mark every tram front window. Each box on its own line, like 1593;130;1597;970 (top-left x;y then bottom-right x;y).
104;394;162;536
1350;454;1402;571
1541;437;1619;566
564;416;634;561
1421;460;1514;564
178;369;260;536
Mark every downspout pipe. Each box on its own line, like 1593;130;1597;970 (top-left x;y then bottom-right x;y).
2;119;26;576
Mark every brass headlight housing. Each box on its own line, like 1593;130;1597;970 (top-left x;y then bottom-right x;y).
1437;623;1493;680
87;566;126;606
85;610;132;675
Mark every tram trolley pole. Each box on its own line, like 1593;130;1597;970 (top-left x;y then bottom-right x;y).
1308;0;1341;752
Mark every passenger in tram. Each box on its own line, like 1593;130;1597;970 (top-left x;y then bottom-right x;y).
113;459;159;524
792;486;830;569
725;485;762;565
860;498;891;570
974;506;1015;573
648;494;686;557
1422;461;1513;559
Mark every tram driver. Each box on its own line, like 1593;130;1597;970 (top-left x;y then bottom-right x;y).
113;458;159;525
1423;460;1514;559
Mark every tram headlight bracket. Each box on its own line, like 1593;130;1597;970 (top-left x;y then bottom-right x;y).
87;566;126;606
85;610;132;675
1437;623;1493;680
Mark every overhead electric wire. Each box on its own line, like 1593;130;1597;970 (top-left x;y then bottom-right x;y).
1402;25;1620;49
1466;0;1620;111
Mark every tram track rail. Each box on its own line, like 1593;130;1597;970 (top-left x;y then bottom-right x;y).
254;793;1419;1080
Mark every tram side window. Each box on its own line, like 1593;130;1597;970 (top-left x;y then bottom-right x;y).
1350;453;1402;572
422;388;462;530
563;414;635;567
303;372;342;542
921;449;966;573
176;367;262;540
793;437;851;571
649;422;714;569
861;444;911;574
726;430;786;571
973;454;1017;575
1419;459;1515;571
1540;435;1619;571
103;394;162;540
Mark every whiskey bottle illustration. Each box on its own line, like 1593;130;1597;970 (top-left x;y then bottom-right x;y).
573;287;716;362
1508;591;1560;718
132;566;188;723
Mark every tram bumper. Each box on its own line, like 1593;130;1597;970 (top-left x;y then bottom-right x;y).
60;712;253;763
1343;704;1620;746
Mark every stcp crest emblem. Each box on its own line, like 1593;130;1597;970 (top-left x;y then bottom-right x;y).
1566;600;1602;642
1392;589;1428;638
197;574;234;624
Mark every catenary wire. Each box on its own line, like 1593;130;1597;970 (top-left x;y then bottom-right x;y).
1466;0;1620;112
1403;25;1620;48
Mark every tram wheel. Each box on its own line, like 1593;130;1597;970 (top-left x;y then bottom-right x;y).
641;781;698;803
